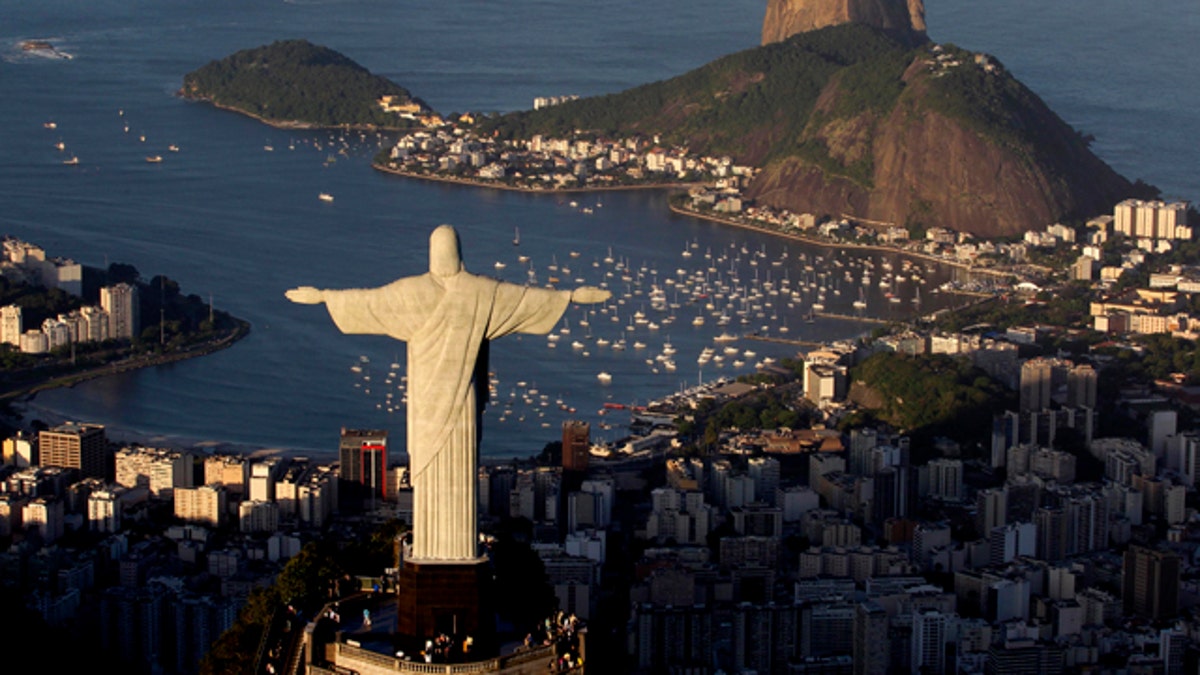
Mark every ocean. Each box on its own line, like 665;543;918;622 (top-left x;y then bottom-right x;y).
1;0;1197;459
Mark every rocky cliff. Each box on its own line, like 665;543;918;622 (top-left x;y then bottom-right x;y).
744;49;1138;237
762;0;925;45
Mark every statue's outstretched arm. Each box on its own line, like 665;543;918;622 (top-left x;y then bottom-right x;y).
285;286;325;305
570;286;611;304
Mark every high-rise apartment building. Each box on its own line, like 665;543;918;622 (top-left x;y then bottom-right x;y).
174;484;227;527
23;496;65;544
39;422;108;479
1;304;22;346
250;457;286;502
1019;358;1053;412
100;282;140;340
114;446;193;498
1066;363;1097;409
975;487;1007;535
848;427;879;476
338;428;388;507
853;601;889;675
1123;546;1181;620
911;609;948;674
562;420;590;473
1113;199;1191;241
79;305;110;343
926;458;964;502
2;431;37;467
748;456;780;507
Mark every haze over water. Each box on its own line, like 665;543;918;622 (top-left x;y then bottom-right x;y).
1;0;1196;459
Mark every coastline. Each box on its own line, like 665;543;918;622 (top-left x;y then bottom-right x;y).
178;93;1016;285
177;94;420;133
371;162;695;194
372;161;1007;283
666;203;1008;281
0;320;251;405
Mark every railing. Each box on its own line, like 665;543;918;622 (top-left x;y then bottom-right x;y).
254;605;281;675
335;641;558;674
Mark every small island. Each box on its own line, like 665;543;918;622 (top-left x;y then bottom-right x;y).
179;39;431;130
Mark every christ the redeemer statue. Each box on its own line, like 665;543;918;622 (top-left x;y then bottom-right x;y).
286;224;610;562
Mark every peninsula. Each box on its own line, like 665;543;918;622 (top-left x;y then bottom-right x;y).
474;22;1145;238
179;39;431;130
0;239;250;405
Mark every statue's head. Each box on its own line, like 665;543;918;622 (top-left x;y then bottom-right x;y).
429;224;464;277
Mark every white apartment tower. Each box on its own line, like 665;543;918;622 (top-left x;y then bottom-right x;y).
88;489;121;533
174;484;227;527
100;283;140;340
42;318;72;351
79;306;110;343
911;609;948;674
1;305;21;347
24;497;65;544
114;446;193;498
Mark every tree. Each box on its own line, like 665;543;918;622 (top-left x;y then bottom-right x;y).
107;262;140;285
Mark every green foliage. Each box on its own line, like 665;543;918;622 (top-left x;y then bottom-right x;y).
0;344;36;370
339;519;408;575
136;275;239;349
788;45;913;187
489;526;557;633
824;54;911;118
1101;334;1200;384
182;39;427;128
793;137;876;188
107;262;140;285
905;199;934;236
202;540;346;675
850;351;1012;438
0;277;82;327
921;46;1091;172
692;388;811;449
934;287;1092;334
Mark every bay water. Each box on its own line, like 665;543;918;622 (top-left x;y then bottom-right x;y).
1;0;1196;459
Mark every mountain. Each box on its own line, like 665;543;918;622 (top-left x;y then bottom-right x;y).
479;24;1145;237
180;39;429;129
761;0;925;45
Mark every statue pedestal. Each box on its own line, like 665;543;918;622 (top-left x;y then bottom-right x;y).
396;557;493;648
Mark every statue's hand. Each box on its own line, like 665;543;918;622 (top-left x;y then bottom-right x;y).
285;286;325;305
571;286;611;304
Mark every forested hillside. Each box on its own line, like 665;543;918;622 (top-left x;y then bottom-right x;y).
181;39;428;128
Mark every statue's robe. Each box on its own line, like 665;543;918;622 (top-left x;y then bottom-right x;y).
321;272;570;560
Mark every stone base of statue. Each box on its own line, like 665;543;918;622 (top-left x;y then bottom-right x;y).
396;556;494;650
